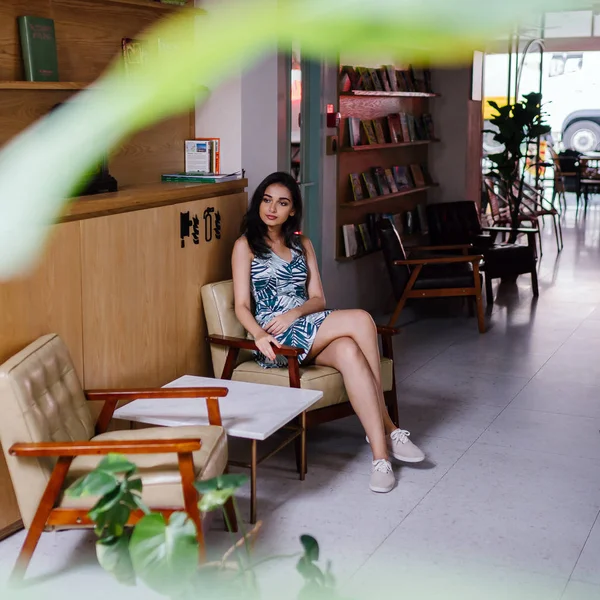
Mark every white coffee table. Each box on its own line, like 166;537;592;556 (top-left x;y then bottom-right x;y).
114;375;323;523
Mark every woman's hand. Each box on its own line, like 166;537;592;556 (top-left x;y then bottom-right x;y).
264;309;299;337
254;331;282;362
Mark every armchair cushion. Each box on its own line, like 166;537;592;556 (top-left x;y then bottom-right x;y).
60;425;227;512
231;357;394;412
413;262;479;290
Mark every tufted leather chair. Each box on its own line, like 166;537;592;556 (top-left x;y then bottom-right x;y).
0;334;231;580
201;280;399;429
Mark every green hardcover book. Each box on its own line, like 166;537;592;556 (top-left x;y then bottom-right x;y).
18;16;59;82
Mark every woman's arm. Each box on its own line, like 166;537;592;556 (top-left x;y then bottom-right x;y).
232;237;281;360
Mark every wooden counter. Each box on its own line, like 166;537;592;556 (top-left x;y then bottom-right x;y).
0;180;248;539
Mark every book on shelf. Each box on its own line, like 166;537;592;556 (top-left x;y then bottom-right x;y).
372;119;387;144
18;16;59;82
392;166;414;191
339;64;434;94
356;67;373;91
367;68;383;91
122;37;146;74
349;173;364;202
361;120;377;145
361;172;378;198
383;65;398;92
417;203;429;235
342;224;358;257
378;68;391;92
357;223;373;252
399;114;411;142
387;114;403;143
410;164;426;188
196;137;220;173
347;117;362;146
384;169;398;193
373;167;391;195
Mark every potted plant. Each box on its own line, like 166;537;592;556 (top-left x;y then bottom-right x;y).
485;92;551;243
63;454;341;600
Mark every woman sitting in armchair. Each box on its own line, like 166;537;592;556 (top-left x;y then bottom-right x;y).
231;171;424;493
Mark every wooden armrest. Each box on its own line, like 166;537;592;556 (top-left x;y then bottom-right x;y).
376;325;400;337
86;387;228;401
411;244;472;251
9;438;202;457
395;255;482;266
89;388;226;433
481;226;538;234
208;334;303;357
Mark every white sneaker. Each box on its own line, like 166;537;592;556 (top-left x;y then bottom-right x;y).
369;459;395;493
366;429;425;463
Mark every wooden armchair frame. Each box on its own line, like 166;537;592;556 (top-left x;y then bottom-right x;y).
207;325;401;430
386;248;486;334
518;181;564;251
10;387;233;582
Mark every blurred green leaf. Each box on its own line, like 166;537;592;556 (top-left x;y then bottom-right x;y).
129;511;198;596
96;454;138;476
66;470;119;498
196;473;248;512
300;535;320;562
96;535;136;586
0;0;587;280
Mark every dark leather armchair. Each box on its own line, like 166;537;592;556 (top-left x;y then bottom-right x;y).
426;201;539;305
377;219;486;333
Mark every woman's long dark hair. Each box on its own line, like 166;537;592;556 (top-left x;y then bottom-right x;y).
241;171;304;257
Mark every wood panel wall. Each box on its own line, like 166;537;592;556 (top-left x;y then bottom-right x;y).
0;190;246;538
0;0;193;186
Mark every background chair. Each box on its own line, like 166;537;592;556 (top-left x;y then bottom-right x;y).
201;281;400;444
376;218;486;333
0;334;232;581
426;200;539;305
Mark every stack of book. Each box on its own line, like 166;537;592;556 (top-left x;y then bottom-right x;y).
347;113;435;147
161;172;241;183
339;65;433;94
185;138;220;174
348;164;432;202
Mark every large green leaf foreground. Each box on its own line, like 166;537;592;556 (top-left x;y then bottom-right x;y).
0;0;584;279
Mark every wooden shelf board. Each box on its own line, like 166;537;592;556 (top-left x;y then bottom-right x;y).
340;91;440;99
341;185;437;209
0;81;90;90
341;140;439;152
103;0;187;9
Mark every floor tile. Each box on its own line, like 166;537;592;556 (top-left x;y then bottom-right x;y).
509;378;600;420
359;444;600;579
479;407;600;460
562;581;600;600
571;513;600;585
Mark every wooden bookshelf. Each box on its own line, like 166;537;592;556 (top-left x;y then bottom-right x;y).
341;139;439;153
0;81;89;90
104;0;189;9
335;64;439;261
341;91;440;99
340;185;438;209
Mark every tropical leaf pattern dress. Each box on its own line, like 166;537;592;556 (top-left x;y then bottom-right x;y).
251;246;333;368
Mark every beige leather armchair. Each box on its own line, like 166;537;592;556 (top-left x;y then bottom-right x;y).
0;334;233;581
201;280;400;431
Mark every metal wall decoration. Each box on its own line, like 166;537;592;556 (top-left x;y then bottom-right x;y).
180;208;221;248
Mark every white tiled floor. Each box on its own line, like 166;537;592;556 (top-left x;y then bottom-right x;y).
2;199;600;599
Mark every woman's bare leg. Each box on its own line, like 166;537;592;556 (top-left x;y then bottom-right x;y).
307;310;397;434
313;337;388;461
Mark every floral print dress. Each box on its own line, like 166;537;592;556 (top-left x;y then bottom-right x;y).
251;247;333;368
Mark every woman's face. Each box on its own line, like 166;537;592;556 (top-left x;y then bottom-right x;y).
259;183;295;228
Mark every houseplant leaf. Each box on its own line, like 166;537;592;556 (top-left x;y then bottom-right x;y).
129;511;198;596
96;535;136;586
0;0;586;280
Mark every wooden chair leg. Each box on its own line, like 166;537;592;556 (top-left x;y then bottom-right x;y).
485;274;494;306
388;294;408;327
384;388;399;427
531;268;539;297
10;456;73;583
473;264;486;333
177;452;205;561
286;357;306;477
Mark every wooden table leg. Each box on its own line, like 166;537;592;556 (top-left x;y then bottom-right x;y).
250;439;257;524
